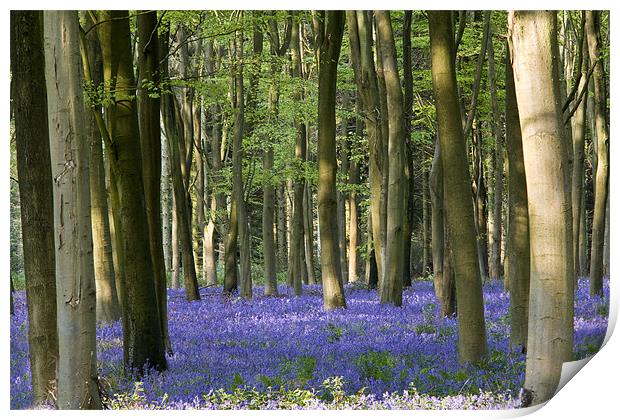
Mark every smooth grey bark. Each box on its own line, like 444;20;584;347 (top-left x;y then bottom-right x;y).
80;12;121;324
317;11;347;310
97;10;167;372
11;10;59;406
504;44;530;351
376;10;406;307
571;29;589;279
509;10;574;406
347;10;386;289
585;11;609;297
44;10;102;409
487;21;503;281
137;10;172;354
232;27;252;298
429;10;487;363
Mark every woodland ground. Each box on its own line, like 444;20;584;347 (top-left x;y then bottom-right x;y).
10;278;609;410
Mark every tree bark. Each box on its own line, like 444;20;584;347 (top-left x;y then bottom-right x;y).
97;10;167;372
44;10;102;408
402;10;414;287
10;10;59;406
159;27;200;301
317;11;347;310
137;10;172;354
487;22;503;281
585;11;609;297
289;18;307;296
429;10;487;363
80;12;122;324
376;11;406;307
232;26;252;298
509;10;574;406
571;26;589;279
504;43;530;352
347;10;386;289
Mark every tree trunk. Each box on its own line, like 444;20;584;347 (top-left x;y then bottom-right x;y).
304;180;318;284
487;23;503;281
509;10;574;406
44;10;102;408
585;11;609;297
472;126;489;280
429;140;455;317
429;10;487;364
402;10;414;287
504;43;530;352
317;11;347;310
97;10;167;372
162;126;172;273
262;27;282;296
289;19;307;296
159;28;200;301
80;12;122;324
348;105;362;283
10;10;59;406
136;10;172;354
232;27;252;298
571;28;588;279
171;196;181;289
224;197;239;295
376;11;406;307
337;133;348;285
347;11;386;287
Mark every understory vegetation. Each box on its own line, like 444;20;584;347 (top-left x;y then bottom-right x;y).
11;278;608;410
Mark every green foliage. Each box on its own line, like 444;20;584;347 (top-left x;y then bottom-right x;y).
324;322;345;343
354;351;397;382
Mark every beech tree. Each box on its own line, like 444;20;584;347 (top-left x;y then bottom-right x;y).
96;10;167;372
585;10;609;297
317;10;347;310
10;10;59;406
428;10;487;364
43;10;101;409
509;10;574;406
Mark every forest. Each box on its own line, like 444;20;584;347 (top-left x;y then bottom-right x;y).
9;10;610;410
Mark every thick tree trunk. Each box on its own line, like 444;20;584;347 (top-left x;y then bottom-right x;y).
504;45;530;352
347;11;387;286
429;140;455;317
585;11;609;297
509;11;574;406
376;11;406;307
137;10;172;354
317;11;347;310
97;10;167;372
44;10;102;408
80;12;122;324
10;10;59;405
429;10;487;363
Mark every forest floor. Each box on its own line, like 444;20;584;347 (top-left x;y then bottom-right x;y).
10;278;609;410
